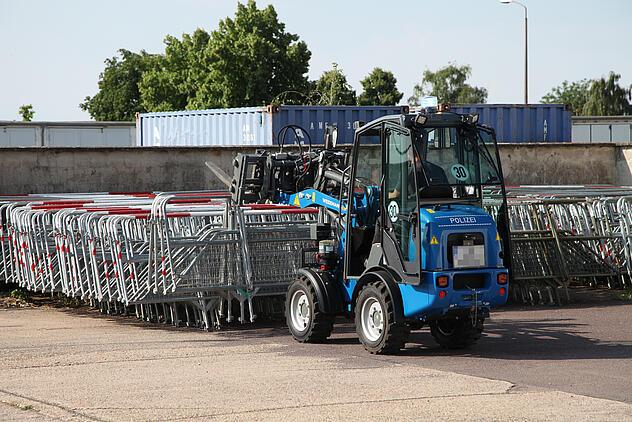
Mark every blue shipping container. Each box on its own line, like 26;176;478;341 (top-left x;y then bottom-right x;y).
452;104;571;142
270;105;408;145
136;103;571;146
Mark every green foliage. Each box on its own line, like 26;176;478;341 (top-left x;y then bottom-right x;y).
542;73;632;116
83;1;311;116
312;63;356;105
203;0;311;108
5;403;33;412
140;1;311;110
57;294;83;308
582;72;632;116
541;79;591;115
615;290;632;301
357;68;403;106
409;63;487;105
18;104;34;121
80;49;158;121
10;289;27;301
139;30;210;112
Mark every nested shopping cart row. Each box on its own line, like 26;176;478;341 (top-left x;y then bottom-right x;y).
3;187;631;318
486;189;632;305
0;191;317;327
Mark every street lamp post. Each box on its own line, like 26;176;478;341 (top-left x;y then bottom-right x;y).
499;0;528;104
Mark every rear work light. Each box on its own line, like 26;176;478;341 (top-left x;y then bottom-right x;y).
437;276;449;288
497;273;508;285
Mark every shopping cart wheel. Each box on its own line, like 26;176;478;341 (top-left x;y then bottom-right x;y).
286;275;334;343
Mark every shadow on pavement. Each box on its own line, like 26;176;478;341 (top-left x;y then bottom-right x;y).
45;297;632;361
400;317;632;360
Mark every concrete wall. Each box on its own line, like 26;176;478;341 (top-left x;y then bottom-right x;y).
0;144;630;195
0;147;242;194
498;144;628;186
615;146;632;186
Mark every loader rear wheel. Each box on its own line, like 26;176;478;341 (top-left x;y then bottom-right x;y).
286;276;334;343
355;282;409;354
429;315;483;349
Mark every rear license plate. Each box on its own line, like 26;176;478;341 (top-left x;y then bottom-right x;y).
453;245;485;268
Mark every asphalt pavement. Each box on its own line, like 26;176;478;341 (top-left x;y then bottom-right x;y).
0;298;630;421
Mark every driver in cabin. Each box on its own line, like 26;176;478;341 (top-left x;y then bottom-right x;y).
388;147;418;200
388;148;448;199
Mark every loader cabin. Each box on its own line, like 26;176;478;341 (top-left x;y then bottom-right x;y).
344;104;506;278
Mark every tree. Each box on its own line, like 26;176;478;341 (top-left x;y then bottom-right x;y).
84;1;310;117
140;1;311;110
201;0;311;108
312;63;356;105
542;73;632;116
582;72;632;116
541;79;591;115
80;49;158;121
409;63;487;105
139;29;211;112
357;68;403;106
19;104;34;121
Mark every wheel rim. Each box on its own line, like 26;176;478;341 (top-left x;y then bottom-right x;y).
360;297;384;342
290;290;311;332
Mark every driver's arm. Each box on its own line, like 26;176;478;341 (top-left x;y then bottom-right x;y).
388;188;400;199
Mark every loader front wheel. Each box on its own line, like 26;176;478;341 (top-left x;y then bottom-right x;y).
286;276;334;343
355;282;409;354
429;315;483;349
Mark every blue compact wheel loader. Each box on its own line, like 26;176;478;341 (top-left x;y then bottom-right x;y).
231;102;511;354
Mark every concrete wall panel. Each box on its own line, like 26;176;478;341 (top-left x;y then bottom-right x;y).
615;146;632;186
498;144;618;186
0;144;629;195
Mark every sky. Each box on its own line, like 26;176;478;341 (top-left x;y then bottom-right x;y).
1;0;630;121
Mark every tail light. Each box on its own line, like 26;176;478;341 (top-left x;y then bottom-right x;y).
437;276;449;288
497;273;508;285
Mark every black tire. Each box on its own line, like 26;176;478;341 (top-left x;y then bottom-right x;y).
355;282;409;354
286;275;334;343
429;315;483;349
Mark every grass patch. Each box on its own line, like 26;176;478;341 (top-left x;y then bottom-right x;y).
0;286;34;308
10;289;28;301
56;294;83;308
615;290;632;301
4;402;35;411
